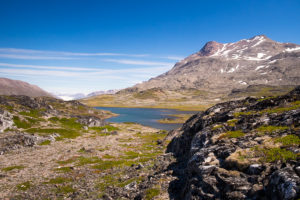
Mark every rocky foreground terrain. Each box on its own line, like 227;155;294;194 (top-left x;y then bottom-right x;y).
0;86;299;199
164;86;300;199
0;95;172;199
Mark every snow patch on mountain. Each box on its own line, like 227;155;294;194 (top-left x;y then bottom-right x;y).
285;47;300;52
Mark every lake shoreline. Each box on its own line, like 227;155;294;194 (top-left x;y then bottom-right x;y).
95;107;198;131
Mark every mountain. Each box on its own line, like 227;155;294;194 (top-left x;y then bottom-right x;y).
82;35;300;110
0;77;53;97
87;89;119;97
54;93;87;101
128;35;300;92
56;90;119;101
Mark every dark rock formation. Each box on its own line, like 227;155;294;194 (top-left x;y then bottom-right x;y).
166;86;300;199
0;132;38;155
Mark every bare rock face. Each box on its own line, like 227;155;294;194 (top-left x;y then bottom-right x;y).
166;86;300;200
75;115;107;127
0;132;38;155
0;109;13;133
126;35;300;94
0;77;52;97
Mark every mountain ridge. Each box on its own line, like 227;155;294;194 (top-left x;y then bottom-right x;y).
127;35;300;92
83;35;300;109
0;77;53;98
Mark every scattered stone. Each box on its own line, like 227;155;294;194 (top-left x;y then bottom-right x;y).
0;109;13;133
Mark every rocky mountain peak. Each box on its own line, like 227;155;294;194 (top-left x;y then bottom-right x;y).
128;35;300;94
198;41;224;56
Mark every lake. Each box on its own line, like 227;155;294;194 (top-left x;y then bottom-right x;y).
95;107;198;131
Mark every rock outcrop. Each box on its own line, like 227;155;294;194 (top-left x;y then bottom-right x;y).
0;109;13;133
166;86;300;199
0;95;112;154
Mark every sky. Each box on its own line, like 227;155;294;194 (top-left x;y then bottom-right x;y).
0;0;300;95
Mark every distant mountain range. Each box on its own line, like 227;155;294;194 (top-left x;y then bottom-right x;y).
0;77;53;97
55;89;119;101
83;35;300;109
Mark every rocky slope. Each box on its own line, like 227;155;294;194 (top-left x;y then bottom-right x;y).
0;77;53;97
83;35;299;109
0;95;172;199
130;35;300;92
164;86;300;199
1;87;299;199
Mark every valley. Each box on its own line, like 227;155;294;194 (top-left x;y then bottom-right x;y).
1;86;299;199
0;35;299;200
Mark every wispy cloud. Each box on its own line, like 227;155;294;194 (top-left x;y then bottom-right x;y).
161;56;184;61
0;54;75;60
0;47;182;94
0;62;95;71
0;48;148;59
0;48;183;61
0;62;172;77
103;59;173;67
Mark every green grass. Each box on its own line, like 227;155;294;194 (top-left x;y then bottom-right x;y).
19;109;43;118
222;130;245;138
25;128;81;140
59;118;83;129
257;96;276;102
256;125;289;135
55;185;75;194
49;116;60;122
275;135;300;146
2;165;25;172
145;187;161;200
13;116;32;129
92;160;125;170
44;177;72;184
39;140;51;145
55;167;73;173
16;181;31;191
260;101;300;114
212;124;223;131
97;174;143;192
123;151;140;159
49;117;83;129
89;125;120;132
133;89;160;100
57;158;77;165
102;154;115;159
227;119;238;127
233;111;256;118
76;156;102;166
253;146;297;163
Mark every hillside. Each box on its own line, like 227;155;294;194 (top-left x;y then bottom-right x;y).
0;77;53;97
82;35;299;110
162;86;300;199
130;35;300;92
1;86;299;199
0;95;170;199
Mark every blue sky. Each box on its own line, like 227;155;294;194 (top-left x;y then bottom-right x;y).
0;0;300;94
